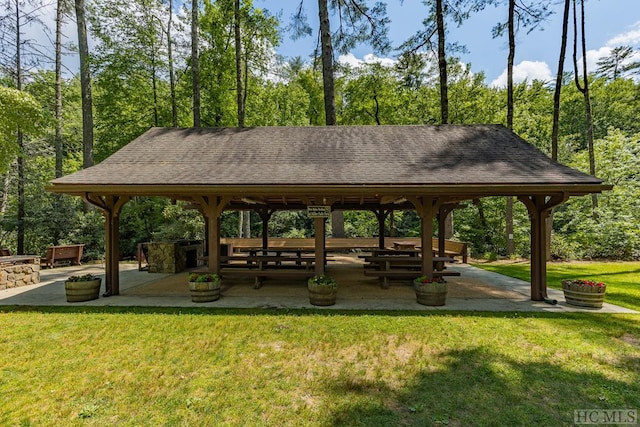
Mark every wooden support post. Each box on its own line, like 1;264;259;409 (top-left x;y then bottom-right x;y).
438;206;446;257
410;196;438;281
373;209;391;249
83;194;129;296
518;194;568;301
195;196;231;275
314;217;326;276
258;209;273;251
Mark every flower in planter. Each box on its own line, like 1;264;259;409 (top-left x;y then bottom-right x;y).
415;276;445;284
562;279;606;292
188;272;219;283
308;274;337;287
66;273;100;282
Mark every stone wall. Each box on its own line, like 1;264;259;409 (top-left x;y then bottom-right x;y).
0;262;40;290
147;241;203;274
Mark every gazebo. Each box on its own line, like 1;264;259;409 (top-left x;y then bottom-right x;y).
48;125;610;302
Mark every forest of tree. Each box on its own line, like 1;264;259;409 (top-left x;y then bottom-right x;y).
1;0;639;262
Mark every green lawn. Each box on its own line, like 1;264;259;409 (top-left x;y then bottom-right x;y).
1;306;639;426
473;261;640;311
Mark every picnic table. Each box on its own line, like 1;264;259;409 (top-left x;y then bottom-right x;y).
219;253;316;289
362;254;459;288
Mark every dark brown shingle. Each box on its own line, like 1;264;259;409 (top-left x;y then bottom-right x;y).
52;125;604;187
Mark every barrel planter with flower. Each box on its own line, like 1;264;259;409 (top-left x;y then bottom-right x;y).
413;276;447;306
307;274;337;306
188;272;221;303
64;274;101;302
561;279;606;309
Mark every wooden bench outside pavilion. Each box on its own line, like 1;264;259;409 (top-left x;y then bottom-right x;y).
40;244;85;268
48;125;610;302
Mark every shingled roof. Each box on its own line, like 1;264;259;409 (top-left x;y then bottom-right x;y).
50;125;607;197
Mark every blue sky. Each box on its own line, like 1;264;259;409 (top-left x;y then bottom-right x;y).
258;0;640;86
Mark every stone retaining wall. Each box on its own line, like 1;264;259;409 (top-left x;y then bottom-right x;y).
0;262;40;290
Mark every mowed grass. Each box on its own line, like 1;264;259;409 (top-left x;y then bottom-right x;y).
473;261;640;311
1;307;639;426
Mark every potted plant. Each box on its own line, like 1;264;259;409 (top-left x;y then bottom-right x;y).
561;279;606;308
413;276;447;306
307;274;337;306
188;272;221;303
65;273;101;302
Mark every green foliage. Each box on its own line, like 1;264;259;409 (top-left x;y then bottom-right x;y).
0;86;44;172
64;210;105;262
153;202;204;242
554;129;640;260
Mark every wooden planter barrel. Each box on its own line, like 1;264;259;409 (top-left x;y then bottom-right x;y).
308;283;337;306
413;280;447;306
188;280;221;303
64;278;101;302
562;280;606;309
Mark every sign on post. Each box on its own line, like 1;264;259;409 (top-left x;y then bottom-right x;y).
307;205;331;218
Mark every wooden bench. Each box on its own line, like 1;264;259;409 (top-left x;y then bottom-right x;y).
40;244;85;268
363;269;460;289
220;268;316;289
0;248;10;256
435;239;468;263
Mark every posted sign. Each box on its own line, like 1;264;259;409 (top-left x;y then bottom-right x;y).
307;206;331;218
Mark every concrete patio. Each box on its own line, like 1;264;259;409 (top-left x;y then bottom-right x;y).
0;255;635;313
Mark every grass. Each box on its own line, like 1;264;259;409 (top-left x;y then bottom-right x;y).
472;261;640;311
1;306;639;426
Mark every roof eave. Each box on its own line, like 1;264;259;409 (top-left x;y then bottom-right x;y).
47;183;612;198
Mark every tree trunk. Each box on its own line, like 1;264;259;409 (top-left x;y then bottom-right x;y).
436;0;453;239
552;0;570;162
548;0;571;261
436;0;448;124
572;0;597;212
75;0;94;169
244;210;251;238
318;0;336;126
505;0;515;256
234;0;245;128
55;0;64;178
168;0;178;127
191;0;201;127
318;0;343;236
15;1;24;254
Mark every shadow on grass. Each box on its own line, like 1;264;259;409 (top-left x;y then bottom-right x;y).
326;347;640;426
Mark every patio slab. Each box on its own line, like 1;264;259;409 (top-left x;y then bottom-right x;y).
0;257;635;313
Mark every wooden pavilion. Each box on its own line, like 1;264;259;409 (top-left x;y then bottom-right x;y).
48;125;611;302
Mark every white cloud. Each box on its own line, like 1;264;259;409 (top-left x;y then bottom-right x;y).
583;46;611;73
606;21;640;47
490;60;553;88
337;53;396;68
